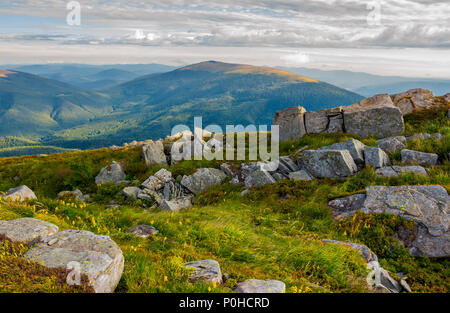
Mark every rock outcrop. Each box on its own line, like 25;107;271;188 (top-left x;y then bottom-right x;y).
3;185;37;202
273;106;307;142
181;168;227;194
142;140;167;168
0;218;58;245
297;150;358;179
391;89;436;115
319;139;366;169
24;230;124;293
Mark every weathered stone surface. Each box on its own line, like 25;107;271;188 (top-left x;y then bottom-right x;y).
244;169;276;188
181;168;227;194
142;140;167;168
401;149;438;166
95;161;126;185
184;259;222;284
122;187;142;200
343;106;405;139
377;137;406;154
273;106;307;142
289;170;314;181
160;196;193;212
3;185;37;202
364;147;391;168
142;168;172;191
24;230;124;293
220;163;237;177
319;139;366;169
234;279;286;293
328;194;366;220
391;89;435;114
375;166;428;178
305;109;329;134
327;115;344;133
126;225;158;238
58;189;88;202
0;218;58;245
297;150;358;179
163;181;188;200
362;185;449;257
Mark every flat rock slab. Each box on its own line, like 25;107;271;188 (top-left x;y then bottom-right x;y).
297;150;357;179
401;149;438;166
375;166;428;178
0;218;58;245
24;230;124;293
181;168;227;194
3;185;37;202
126;225;158;238
184;259;222;284
234;279;286;293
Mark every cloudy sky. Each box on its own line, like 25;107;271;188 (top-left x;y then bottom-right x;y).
0;0;449;77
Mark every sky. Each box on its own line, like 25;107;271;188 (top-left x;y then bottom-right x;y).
0;0;449;78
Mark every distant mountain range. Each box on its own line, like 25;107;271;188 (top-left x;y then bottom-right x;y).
0;61;363;151
278;67;450;97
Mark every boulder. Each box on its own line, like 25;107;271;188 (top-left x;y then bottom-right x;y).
327;194;366;220
184;259;222;284
163;181;188;200
24;230;124;293
343;105;405;139
3;185;37;202
142;140;167;168
122;187;142;200
142;168;172;191
244;169;276;188
0;218;58;245
377;137;406;154
273;106;307;142
95;161;126;185
391;89;435;115
297;150;358;179
364;147;391;168
160;196;193;212
362;185;449;257
304;108;343;134
220;163;237;177
234;279;286;293
289;170;314;181
375;166;428;178
401;149;438;166
58;189;89;202
126;225;158;238
181;168;227;194
318;139;366;169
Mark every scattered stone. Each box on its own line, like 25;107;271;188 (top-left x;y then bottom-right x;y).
95;161;126;185
181;168;227;194
328;194;366;220
109;145;121;150
0;218;58;245
142;140;167;168
319;139;366;169
160;196;193;212
377;137;406;154
24;230;124;293
184;259;222;284
401;149;438;166
273;106;307;142
244;168;276;188
364;147;391;168
289;170;314;181
58;189;89;202
297;150;358;179
3;185;37;202
234;279;286;293
220;163;237;177
122;187;142;200
375;166;428;177
126;225;158;238
142;168;172;191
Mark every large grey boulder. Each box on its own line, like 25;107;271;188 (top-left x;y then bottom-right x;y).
95;161;126;185
184;259;222;284
297;150;358;179
318;139;366;169
234;279;286;293
377;137;406;154
181;168;227;194
160;196;193;212
328;194;366;220
3;185;37;202
304;108;344;134
401;149;438;166
142;140;167;168
273;106;307;142
343;105;405;139
362;185;449;257
24;230;124;293
0;218;58;245
391;89;435;115
375;166;428;178
142;168;172;191
364;147;391;168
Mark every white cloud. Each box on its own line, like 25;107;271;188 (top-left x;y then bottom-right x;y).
280;52;310;66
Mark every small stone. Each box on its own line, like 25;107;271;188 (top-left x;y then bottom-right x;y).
184;259;222;284
126;225;159;238
3;185;37;202
160;197;193;212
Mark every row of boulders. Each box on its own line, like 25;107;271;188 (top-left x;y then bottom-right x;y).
274;88;449;142
0;217;124;293
328;185;449;258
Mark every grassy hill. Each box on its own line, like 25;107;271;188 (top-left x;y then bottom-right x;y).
0;107;448;293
